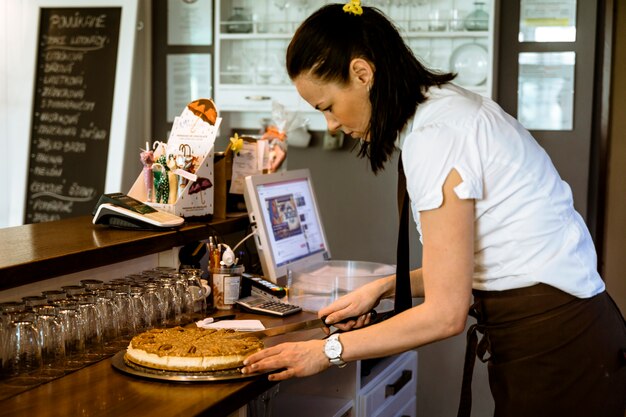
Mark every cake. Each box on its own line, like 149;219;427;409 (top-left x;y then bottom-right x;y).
125;327;263;372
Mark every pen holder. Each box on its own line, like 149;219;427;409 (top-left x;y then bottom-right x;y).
210;265;244;310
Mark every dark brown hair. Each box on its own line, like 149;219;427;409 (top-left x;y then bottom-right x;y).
286;4;455;173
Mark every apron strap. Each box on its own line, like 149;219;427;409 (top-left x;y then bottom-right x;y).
457;323;480;417
395;154;412;314
457;304;490;417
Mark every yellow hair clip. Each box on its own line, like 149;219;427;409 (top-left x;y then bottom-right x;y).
343;0;363;16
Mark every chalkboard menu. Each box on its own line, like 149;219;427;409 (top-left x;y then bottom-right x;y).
24;8;121;224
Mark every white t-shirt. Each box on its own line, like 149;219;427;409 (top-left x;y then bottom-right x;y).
398;84;604;297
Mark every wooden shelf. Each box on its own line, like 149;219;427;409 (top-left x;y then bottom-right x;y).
0;214;249;291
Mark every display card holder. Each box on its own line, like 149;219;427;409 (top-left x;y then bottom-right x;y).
128;99;221;219
213;135;264;219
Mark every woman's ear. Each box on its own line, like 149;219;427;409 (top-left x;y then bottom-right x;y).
349;58;374;89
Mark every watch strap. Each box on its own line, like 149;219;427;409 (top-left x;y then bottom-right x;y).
330;357;347;367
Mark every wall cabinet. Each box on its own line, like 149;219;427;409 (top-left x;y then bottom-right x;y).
214;0;496;131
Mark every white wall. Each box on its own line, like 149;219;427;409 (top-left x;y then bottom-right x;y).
0;0;6;226
1;1;33;227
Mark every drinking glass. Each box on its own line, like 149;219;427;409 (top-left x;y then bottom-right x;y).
111;286;136;338
80;279;105;292
449;9;466;31
1;316;7;378
157;277;182;326
170;273;194;323
152;266;177;275
53;300;86;370
41;290;67;303
428;9;447;31
170;273;188;303
22;295;48;310
0;301;25;378
62;285;87;299
93;289;119;350
181;268;208;318
273;1;290;33
130;286;149;332
75;296;103;355
0;301;25;314
142;283;166;328
5;316;42;377
33;306;66;378
127;274;149;285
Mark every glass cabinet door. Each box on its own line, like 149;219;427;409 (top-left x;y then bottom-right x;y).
496;0;599;222
214;0;497;130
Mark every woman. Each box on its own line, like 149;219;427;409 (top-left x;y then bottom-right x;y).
241;2;626;416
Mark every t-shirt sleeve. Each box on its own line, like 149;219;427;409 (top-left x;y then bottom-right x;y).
402;122;484;212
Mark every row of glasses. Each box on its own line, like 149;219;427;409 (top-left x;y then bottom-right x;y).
0;266;212;385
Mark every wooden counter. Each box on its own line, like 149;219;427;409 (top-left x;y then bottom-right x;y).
0;311;327;417
0;214;335;416
0;214;249;291
0;215;418;417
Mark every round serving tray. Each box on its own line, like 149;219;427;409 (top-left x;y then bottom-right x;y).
110;350;268;382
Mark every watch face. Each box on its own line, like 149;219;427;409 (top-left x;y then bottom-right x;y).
326;342;341;357
325;336;343;358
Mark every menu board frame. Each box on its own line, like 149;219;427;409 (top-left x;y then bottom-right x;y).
8;0;137;225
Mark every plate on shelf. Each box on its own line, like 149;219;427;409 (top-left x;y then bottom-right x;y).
450;43;488;87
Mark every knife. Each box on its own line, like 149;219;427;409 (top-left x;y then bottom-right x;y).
230;310;383;339
227;317;326;339
321;310;379;327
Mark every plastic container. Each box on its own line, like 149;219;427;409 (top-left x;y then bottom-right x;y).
287;260;395;313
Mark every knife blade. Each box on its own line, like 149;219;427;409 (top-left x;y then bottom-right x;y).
320;310;378;327
228;317;326;339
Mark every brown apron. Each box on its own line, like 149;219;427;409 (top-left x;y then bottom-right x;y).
458;283;626;417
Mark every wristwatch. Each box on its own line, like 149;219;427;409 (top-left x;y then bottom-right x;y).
324;334;347;368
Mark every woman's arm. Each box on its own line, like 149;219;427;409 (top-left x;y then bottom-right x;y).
242;169;474;379
332;168;474;360
410;268;425;298
316;267;424;331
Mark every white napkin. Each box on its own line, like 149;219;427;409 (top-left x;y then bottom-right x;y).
195;318;265;331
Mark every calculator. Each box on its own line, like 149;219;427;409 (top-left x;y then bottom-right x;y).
235;294;302;317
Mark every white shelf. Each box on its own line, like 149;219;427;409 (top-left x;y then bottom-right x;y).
218;32;294;40
404;30;489;38
214;0;496;131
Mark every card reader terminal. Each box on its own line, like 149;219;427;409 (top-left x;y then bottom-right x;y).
92;193;185;230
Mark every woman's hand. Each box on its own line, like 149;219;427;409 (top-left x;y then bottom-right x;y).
318;277;390;331
241;340;328;381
